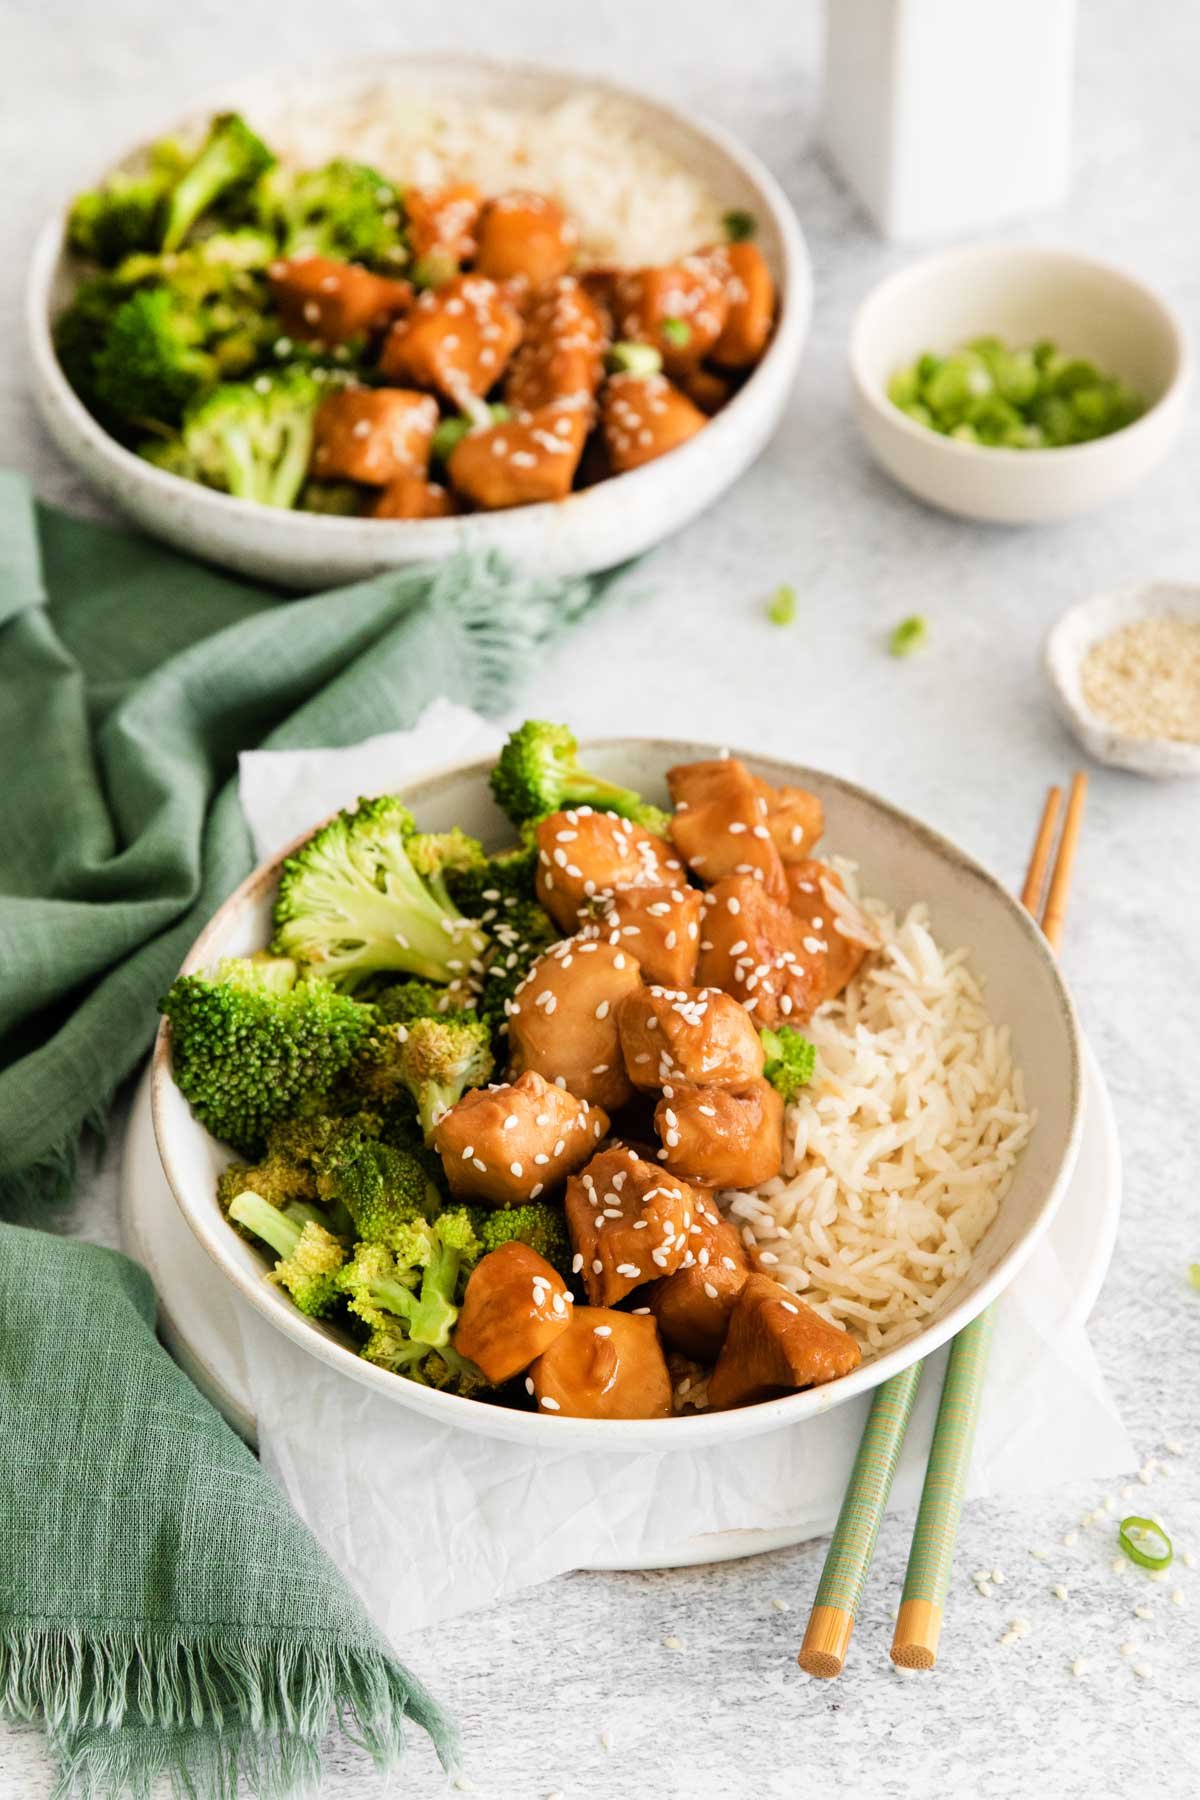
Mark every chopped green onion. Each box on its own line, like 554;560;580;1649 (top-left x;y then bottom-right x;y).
660;317;691;348
1119;1516;1173;1570
1189;1262;1200;1290
886;337;1145;449
431;416;472;461
411;249;458;290
889;615;928;658
723;208;758;243
766;584;797;626
607;341;663;378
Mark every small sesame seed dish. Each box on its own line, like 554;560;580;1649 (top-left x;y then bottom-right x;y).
152;732;1084;1448
27;56;809;584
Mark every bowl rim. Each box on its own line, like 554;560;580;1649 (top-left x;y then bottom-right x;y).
25;49;810;544
151;734;1085;1447
848;239;1194;466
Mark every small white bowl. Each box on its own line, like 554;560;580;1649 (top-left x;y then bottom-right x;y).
849;242;1191;523
1045;581;1200;778
26;53;810;588
151;738;1084;1452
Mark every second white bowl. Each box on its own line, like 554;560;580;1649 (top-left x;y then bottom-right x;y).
850;242;1191;523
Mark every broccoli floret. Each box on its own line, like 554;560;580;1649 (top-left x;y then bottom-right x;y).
339;1207;482;1350
315;1122;442;1245
162;113;275;253
254;159;406;269
478;1203;572;1280
388;1014;495;1141
405;829;487;913
54;274;127;418
490;721;671;833
227;1188;345;1316
271;794;489;989
91;285;218;428
159;955;376;1155
759;1025;816;1101
68;171;172;267
442;840;540;918
361;1324;488;1396
215;1107;380;1218
176;368;319;508
375;980;462;1026
475;899;559;1043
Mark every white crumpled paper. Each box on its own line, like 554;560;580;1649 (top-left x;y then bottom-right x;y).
235;703;1134;1641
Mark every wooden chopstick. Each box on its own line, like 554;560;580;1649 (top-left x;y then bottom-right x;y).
890;772;1087;1669
798;776;1087;1679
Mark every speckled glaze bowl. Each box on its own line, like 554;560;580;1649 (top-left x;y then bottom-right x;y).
151;739;1085;1450
26;54;810;587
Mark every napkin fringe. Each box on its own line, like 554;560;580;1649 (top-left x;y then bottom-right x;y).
1;1624;455;1799
438;549;598;716
0;1106;108;1222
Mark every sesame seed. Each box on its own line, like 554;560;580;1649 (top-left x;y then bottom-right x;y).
1071;1657;1089;1678
540;1396;561;1411
1052;1584;1068;1601
510;1162;523;1178
593;1325;612;1337
662;1636;683;1651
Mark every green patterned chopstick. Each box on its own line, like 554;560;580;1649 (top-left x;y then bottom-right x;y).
798;1362;923;1677
890;1310;995;1666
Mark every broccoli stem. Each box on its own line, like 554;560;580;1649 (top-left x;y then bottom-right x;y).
229;1189;302;1258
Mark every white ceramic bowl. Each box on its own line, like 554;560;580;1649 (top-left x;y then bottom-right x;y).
26;54;810;587
1045;580;1200;778
151;738;1085;1450
849;242;1191;523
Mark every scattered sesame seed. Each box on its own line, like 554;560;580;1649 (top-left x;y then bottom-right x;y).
1133;1604;1154;1620
991;1568;1005;1585
1171;1587;1186;1607
1071;1657;1089;1678
1063;1531;1079;1548
1053;1584;1068;1602
662;1636;683;1651
540;1396;561;1412
1119;1641;1137;1658
1132;1663;1151;1680
1028;1547;1049;1562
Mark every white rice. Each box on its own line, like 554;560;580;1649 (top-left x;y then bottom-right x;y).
265;86;726;267
723;863;1035;1359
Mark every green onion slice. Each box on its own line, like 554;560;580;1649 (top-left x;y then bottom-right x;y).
1118;1515;1173;1570
660;317;691;347
766;584;797;626
723;208;757;243
1189;1262;1200;1290
889;615;928;658
607;341;663;378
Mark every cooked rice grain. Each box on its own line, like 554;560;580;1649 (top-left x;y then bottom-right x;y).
723;875;1034;1358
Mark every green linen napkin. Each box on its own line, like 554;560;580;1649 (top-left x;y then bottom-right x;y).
0;470;605;1795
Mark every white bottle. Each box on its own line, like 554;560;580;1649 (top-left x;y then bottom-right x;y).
822;0;1076;241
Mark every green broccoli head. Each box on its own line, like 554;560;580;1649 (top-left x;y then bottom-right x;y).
475;898;559;1043
405;829;487;912
298;479;364;516
442;840;540;918
759;1026;816;1102
339;1207;481;1350
375;980;462;1028
478;1202;572;1280
54;274;127;420
489;721;671;833
361;1326;488;1396
254;159;406;269
91;285;218;428
227;1189;345;1316
68;170;173;266
214;1106;382;1216
394;1014;495;1142
177;367;319;508
315;1122;442;1246
271;794;489;990
162;113;275;253
159;954;376;1156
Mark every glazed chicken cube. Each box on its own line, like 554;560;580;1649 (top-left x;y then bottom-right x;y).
504;276;606;417
367;475;456;519
447;404;588;509
708;1273;861;1410
707;241;775;370
529;1307;671;1419
783;860;875;1002
753;776;824;864
666;757;785;892
404;182;482;269
432;1070;607;1207
507;938;642;1112
564;1145;695;1306
266;255;412;345
310;388;439;486
378;275;524;406
611;258;729;374
453;1241;573;1385
654;1077;784;1189
649;1195;750;1362
534;808;683;934
474;190;580;288
696;874;825;1027
581;883;703;988
600;373;706;474
677;366;734;416
617;984;765;1091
